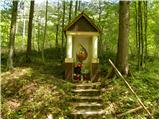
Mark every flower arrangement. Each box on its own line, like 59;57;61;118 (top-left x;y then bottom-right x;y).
73;63;82;80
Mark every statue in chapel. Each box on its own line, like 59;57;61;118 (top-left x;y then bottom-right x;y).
76;44;88;62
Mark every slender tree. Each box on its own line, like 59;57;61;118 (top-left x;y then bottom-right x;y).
78;0;81;11
61;0;65;57
37;18;40;52
75;0;78;16
98;0;102;57
42;0;48;63
26;0;34;62
116;1;130;75
8;1;18;70
144;1;148;62
136;1;148;70
137;1;141;70
68;0;73;23
22;2;26;49
20;1;25;49
135;1;138;56
55;1;60;50
140;1;144;68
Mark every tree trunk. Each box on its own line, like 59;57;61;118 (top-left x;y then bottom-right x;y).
98;0;102;58
140;1;144;68
55;24;59;48
22;4;26;49
42;0;48;64
61;1;65;58
116;1;130;75
37;18;40;52
26;0;34;62
32;29;35;50
144;1;147;62
55;1;59;49
137;1;141;70
135;1;140;70
68;0;72;23
8;1;18;70
16;19;18;33
78;0;81;11
135;1;138;56
75;0;78;16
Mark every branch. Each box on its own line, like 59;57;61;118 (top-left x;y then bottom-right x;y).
108;59;153;119
117;106;143;117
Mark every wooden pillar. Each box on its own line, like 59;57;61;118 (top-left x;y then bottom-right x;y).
92;36;98;58
65;35;73;80
67;35;72;58
91;35;99;81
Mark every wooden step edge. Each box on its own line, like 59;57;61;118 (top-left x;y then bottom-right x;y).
72;89;99;92
73;82;101;87
70;102;103;107
72;96;102;100
71;109;105;115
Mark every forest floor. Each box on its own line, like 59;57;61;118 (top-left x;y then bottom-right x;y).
1;50;159;119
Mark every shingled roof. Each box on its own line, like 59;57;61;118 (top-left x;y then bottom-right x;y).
64;12;101;33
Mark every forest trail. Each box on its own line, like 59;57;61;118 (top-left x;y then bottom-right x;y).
69;81;106;119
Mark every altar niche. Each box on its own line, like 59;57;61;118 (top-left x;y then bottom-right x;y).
64;12;101;81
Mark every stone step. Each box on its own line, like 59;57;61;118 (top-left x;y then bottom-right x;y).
72;96;102;100
70;102;103;107
72;89;100;96
70;81;105;118
70;114;106;119
72;89;99;92
70;109;111;119
71;109;105;115
70;102;103;110
75;85;100;89
72;82;101;89
73;82;101;87
71;96;102;102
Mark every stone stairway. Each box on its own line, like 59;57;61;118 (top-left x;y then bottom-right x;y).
69;81;106;119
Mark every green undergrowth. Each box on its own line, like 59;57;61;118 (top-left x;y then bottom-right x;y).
1;52;73;119
101;57;159;119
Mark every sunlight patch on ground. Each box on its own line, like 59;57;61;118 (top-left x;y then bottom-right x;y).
105;102;117;114
1;67;32;82
6;99;21;110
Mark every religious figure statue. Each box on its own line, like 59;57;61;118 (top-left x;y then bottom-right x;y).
76;44;88;62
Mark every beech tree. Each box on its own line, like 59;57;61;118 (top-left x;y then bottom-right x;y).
116;1;130;75
75;0;78;16
8;1;18;70
135;1;148;70
26;0;34;62
61;1;65;57
68;0;73;22
78;0;81;11
55;1;60;50
42;0;48;63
